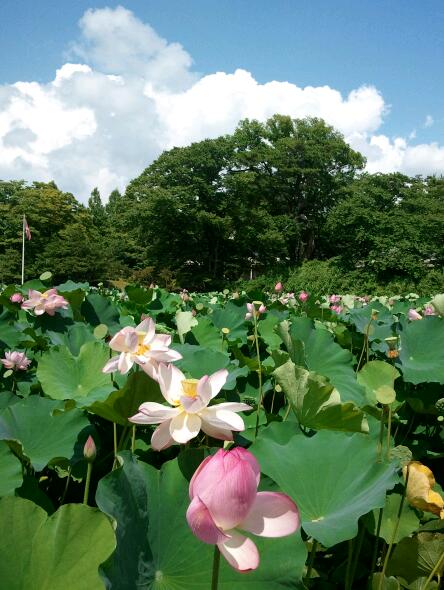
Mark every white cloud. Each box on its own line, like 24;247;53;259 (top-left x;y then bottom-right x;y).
424;115;434;128
0;6;443;203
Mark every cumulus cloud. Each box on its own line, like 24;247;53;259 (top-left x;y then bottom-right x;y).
424;114;434;128
0;5;443;203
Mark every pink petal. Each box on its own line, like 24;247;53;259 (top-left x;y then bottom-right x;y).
169;412;202;444
109;327;134;353
139;359;159;380
189;455;215;499
218;531;259;572
199;407;246;432
148;349;183;362
136;317;154;339
151;420;175;451
102;356;120;373
186;496;228;544
149;334;172;348
211;402;252;413
207;369;229;399
232;447;261;486
241;492;300;537
129;403;180;424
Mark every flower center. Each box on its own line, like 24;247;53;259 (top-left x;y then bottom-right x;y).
136;343;151;356
181;379;199;398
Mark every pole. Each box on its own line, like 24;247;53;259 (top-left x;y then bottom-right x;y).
21;215;25;285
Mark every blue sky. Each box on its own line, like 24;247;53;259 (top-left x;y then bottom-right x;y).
0;1;443;200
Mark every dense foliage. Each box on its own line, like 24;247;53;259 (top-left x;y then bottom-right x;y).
1;115;443;292
0;277;443;588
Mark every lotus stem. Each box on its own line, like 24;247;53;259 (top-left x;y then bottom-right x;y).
345;539;354;590
131;425;136;453
370;508;384;577
306;539;318;580
83;462;93;505
349;520;365;589
386;404;392;463
211;545;221;590
422;549;444;590
253;315;263;439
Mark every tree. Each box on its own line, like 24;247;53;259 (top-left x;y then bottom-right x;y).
88;187;106;228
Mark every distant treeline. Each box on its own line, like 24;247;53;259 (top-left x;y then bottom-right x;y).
1;115;443;293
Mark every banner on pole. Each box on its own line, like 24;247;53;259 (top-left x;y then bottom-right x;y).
24;216;31;240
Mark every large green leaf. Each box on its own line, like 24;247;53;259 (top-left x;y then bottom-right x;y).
357;361;401;405
174;344;230;377
0;496;115;590
211;302;248;342
0;440;22;496
365;493;420;544
282;318;367;405
274;360;368;433
251;423;398;547
47;322;96;356
399;317;444;384
90;372;164;426
82;293;120;332
37;341;114;406
0;396;88;470
387;530;444;583
176;311;198;343
190;315;224;350
96;453;306;590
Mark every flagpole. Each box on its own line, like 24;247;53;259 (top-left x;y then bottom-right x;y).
21;214;25;285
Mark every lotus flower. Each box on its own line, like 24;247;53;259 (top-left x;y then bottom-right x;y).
10;293;24;303
129;364;251;450
424;305;435;316
408;309;422;321
245;302;266;320
102;317;181;379
329;294;341;304
274;282;283;293
330;305;342;314
1;351;31;371
21;289;68;316
298;291;309;302
186;448;300;571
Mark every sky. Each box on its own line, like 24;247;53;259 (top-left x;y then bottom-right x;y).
0;0;443;202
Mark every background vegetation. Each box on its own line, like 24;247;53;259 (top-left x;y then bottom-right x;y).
1;115;443;293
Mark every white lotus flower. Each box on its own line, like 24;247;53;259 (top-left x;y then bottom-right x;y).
102;317;181;379
129;364;251;450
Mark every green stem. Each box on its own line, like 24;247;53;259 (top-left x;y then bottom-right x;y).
356;319;372;372
306;539;318;580
211;545;221;590
253;315;263;439
131;425;136;453
386;404;392;463
345;539;354;590
377;407;385;462
370;508;384;577
422;549;444;590
378;467;410;590
60;466;71;505
349;520;365;588
83;462;93;505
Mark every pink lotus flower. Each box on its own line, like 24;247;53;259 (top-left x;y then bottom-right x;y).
298;291;309;302
186;448;300;571
10;293;24;303
129;364;250;450
424;305;435;316
329;294;341;304
274;282;283;293
245;302;266;320
1;351;31;371
83;435;97;462
102;317;181;379
330;305;342;314
21;289;68;316
408;309;422;321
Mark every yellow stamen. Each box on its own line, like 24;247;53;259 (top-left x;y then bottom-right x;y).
136;343;151;356
181;379;199;398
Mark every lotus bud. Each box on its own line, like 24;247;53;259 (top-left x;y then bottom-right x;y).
258;304;266;314
408;309;422;321
10;293;24;303
274;282;283;292
298;291;309;302
83;435;97;463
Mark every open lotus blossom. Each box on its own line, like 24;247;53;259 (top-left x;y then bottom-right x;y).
424;305;435;316
329;294;341;303
102;317;182;379
298;291;309;302
408;308;422;321
186;447;300;572
129;364;251;450
10;292;24;303
21;289;68;316
1;351;31;371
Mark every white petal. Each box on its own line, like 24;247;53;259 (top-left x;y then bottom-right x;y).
149;334;172;349
207;369;229;399
130;403;180;424
240;492;300;537
151;420;175;451
218;530;259;572
141;318;156;343
200;421;234;441
214;402;252;413
118;353;133;374
200;407;245;431
102;356;120;373
169;412;202;444
157;363;185;405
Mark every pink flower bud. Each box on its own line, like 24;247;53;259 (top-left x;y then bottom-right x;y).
83;435;97;462
274;282;283;292
329;294;341;304
10;293;24;303
408;309;422;321
298;291;309;302
245;312;253;320
186;448;300;571
246;302;254;314
258;304;266;314
330;305;342;314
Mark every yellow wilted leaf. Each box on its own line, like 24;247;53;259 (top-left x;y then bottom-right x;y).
403;461;444;519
